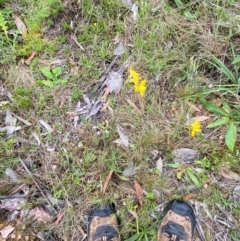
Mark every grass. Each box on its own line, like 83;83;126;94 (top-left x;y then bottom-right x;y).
0;0;240;240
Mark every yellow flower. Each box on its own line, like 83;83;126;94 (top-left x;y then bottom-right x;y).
93;22;97;27
129;67;140;87
189;120;201;137
136;79;147;97
129;67;147;97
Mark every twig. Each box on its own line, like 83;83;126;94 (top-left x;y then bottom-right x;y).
196;218;207;241
19;158;58;214
72;35;85;52
0;194;28;199
98;55;119;83
101;170;114;195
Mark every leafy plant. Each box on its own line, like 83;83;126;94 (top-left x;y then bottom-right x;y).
13;87;32;108
205;54;240;84
167;163;201;187
173;0;198;19
200;98;240;151
0;11;8;37
37;67;68;86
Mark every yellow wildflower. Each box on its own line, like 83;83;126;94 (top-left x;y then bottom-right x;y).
93;22;97;27
136;79;147;97
189;120;201;137
129;67;147;97
129;67;140;87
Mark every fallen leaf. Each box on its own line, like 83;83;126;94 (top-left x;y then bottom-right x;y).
86;99;103;119
220;169;240;181
13;15;27;35
17;137;39;146
134;180;143;206
114;42;125;56
5;111;17;126
113;138;125;146
11;113;32;126
9;183;26;195
122;162;139;177
0;126;21;134
25;52;36;65
177;168;186;180
183;193;197;201
7;210;19;222
83;94;91;105
102;86;110;99
172;148;199;164
186;101;201;112
101;170;114;195
187;116;209;125
0;197;27;210
131;3;138;21
32;132;41;145
156;158;163;175
6;168;21;182
117;124;129;147
233;185;240;199
38;120;53;133
128;209;138;219
55;211;65;226
0;101;9;106
106;71;123;94
27;206;52;223
175;164;191;179
0;225;14;239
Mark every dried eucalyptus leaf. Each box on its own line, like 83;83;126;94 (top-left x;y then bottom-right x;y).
0;126;21;134
131;3;138;21
123;162;138;177
86;99;103;119
233;185;240;199
106;71;123;93
117;124;129;147
6;168;21;182
114;42;125;56
5;111;17;126
0;225;14;239
172;148;199;164
38;120;53;133
0;197;27;210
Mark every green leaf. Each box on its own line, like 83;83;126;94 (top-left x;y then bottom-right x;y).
205;55;236;83
41;67;54;80
115;173;129;181
52;67;62;77
184;10;195;19
174;0;183;7
125;234;139;241
39;80;54;87
167;163;182;168
207;117;229;128
225;121;237;151
186;168;201;187
60;79;68;84
232;55;240;65
222;102;232;114
200;98;229;117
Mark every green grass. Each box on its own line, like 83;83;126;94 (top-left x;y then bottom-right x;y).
0;0;240;240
